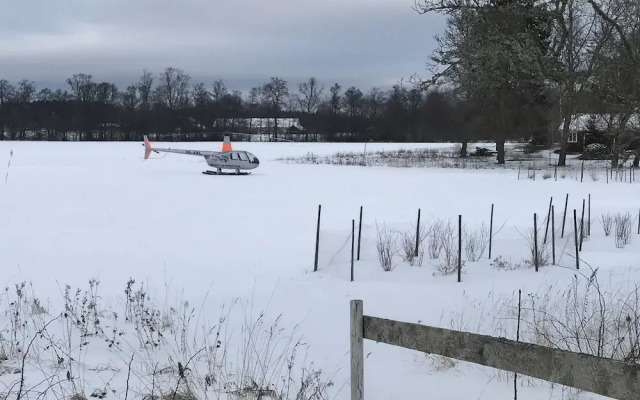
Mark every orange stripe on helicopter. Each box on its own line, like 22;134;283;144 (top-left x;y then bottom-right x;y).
222;136;232;152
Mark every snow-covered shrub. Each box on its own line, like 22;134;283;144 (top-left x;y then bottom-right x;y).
581;143;609;160
398;223;427;267
426;219;444;259
0;279;334;400
376;223;398;271
519;225;550;268
439;221;457;267
464;223;489;262
420;217;464;276
490;256;526;271
515;268;640;363
600;212;613;236
614;212;633;248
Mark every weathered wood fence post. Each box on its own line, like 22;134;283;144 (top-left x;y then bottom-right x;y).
350;300;364;400
352;300;640;400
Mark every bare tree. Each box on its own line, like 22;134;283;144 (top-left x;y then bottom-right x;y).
66;73;96;103
585;0;640;167
550;0;614;166
415;0;556;163
37;88;54;102
192;83;210;108
297;77;324;114
156;67;191;110
66;73;97;140
15;80;36;104
386;83;409;141
0;79;14;139
121;86;139;111
247;87;261;134
95;82;119;105
365;87;386;119
261;77;289;139
363;87;387;140
211;80;227;102
343;86;364;140
137;69;153;111
0;79;13;104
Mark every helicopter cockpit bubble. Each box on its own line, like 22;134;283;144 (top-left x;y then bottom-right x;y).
246;152;259;164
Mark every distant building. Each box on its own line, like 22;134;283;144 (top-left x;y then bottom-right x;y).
562;113;640;153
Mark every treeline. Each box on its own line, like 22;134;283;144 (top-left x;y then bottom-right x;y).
416;0;640;166
3;0;638;170
0;70;495;144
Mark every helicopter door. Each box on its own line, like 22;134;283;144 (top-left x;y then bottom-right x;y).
237;152;249;162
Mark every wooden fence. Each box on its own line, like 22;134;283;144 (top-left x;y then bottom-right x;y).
350;299;640;400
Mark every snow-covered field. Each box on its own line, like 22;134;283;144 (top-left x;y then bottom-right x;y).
1;139;639;399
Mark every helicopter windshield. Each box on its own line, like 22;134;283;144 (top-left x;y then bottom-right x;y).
246;152;259;164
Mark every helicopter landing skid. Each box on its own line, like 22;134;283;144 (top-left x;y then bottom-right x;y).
202;170;251;176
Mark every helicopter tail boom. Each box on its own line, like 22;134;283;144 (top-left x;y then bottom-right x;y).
142;135;220;158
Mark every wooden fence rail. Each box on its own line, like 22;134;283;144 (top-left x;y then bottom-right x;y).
350;299;640;400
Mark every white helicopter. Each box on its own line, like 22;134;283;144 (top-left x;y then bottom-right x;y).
143;134;260;175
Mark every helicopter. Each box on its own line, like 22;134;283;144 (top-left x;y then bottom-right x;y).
143;134;260;175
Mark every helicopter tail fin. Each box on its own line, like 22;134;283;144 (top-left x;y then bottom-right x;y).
222;135;232;152
144;135;153;159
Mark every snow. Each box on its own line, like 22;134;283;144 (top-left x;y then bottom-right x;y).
1;139;639;399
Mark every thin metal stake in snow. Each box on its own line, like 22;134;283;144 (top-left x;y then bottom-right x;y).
457;215;462;282
314;205;321;272
534;213;539;272
573;209;580;270
552;205;556;265
544;197;552;244
561;194;569;238
357;206;363;261
580;199;585;251
351;219;355;282
414;208;421;258
588;194;591;236
489;204;494;259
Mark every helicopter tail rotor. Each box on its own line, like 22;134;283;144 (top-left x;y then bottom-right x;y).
143;135;153;159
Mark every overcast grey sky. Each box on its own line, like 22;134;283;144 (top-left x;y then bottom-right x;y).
0;0;445;93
